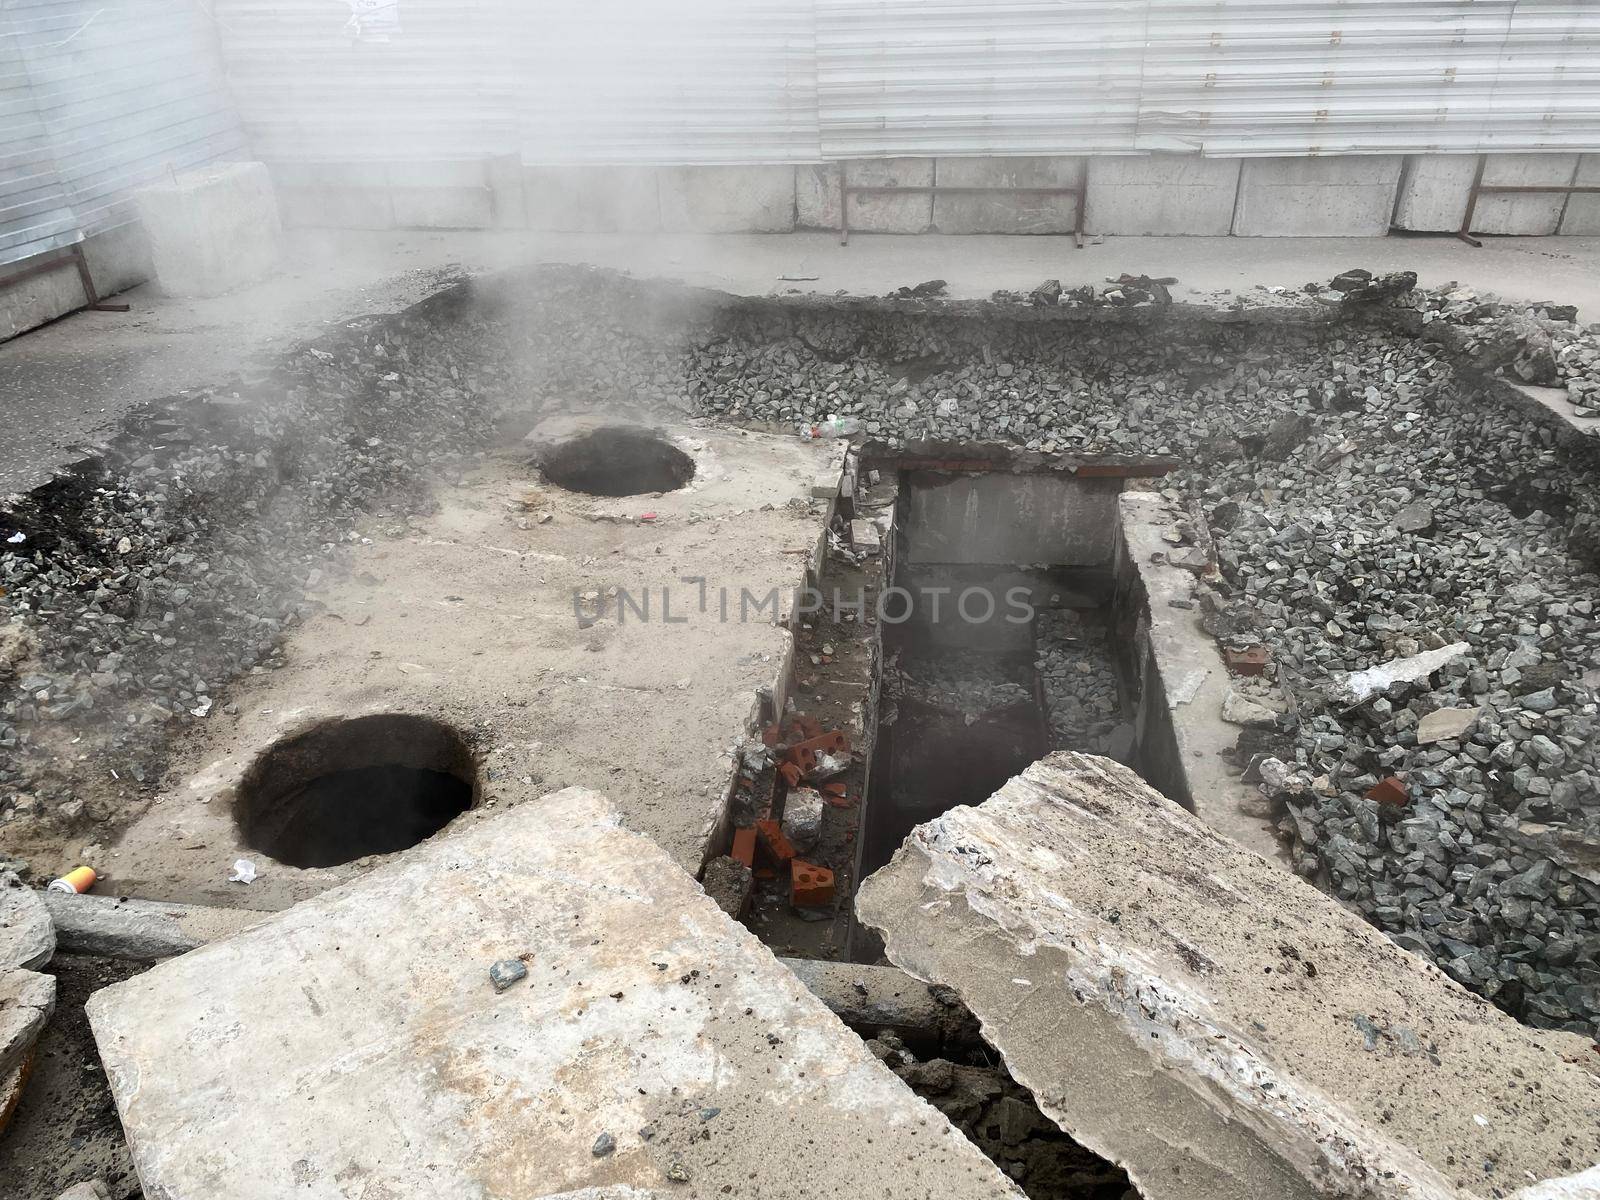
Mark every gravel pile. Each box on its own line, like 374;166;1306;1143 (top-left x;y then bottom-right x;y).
1034;609;1123;753
886;649;1032;718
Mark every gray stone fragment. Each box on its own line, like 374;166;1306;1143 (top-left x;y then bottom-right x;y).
1221;689;1278;728
1;967;55;1080
0;871;53;971
1416;707;1481;746
488;958;527;991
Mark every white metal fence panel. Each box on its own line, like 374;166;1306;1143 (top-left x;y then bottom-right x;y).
0;31;77;266
211;0;515;163
515;0;819;165
1132;0;1600;156
815;0;1147;158
4;0;245;258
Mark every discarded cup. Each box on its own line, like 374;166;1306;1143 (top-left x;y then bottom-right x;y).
48;865;97;894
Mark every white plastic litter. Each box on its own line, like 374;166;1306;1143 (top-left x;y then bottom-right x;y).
228;859;256;884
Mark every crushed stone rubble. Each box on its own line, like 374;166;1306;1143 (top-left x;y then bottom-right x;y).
1033;609;1124;754
5;263;1600;1036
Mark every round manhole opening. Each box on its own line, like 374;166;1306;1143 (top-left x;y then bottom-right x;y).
234;714;476;868
540;427;695;497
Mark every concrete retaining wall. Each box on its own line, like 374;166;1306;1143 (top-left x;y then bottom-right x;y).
0;224;151;343
262;152;1600;239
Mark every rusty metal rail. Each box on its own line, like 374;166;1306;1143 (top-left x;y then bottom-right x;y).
0;242;131;313
839;162;1086;247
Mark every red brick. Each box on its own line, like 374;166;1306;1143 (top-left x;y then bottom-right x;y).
1366;776;1409;808
755;818;796;864
731;827;757;868
1224;646;1270;677
790;859;835;907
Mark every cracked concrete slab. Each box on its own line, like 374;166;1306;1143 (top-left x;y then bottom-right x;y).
1;871;54;972
856;752;1600;1200
0;968;54;1082
87;787;1021;1200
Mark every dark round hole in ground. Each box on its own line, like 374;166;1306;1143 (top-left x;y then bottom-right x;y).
539;427;695;497
234;714;477;868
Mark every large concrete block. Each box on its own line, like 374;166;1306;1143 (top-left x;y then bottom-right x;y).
269;162;394;230
1470;154;1581;236
485;153;527;229
1233;155;1403;237
858;753;1600;1200
523;166;662;233
385;161;493;229
1085;154;1241;235
1392;154;1478;232
88;788;1018;1200
827;159;935;234
658;165;796;233
0;223;151;342
132;162;284;297
1561;154;1600;235
932;157;1083;234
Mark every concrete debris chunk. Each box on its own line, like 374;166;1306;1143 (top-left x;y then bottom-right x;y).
1415;706;1482;746
42;890;265;961
856;753;1600;1200
0;967;54;1082
1;871;53;971
1339;642;1470;706
87;788;1020;1200
54;1181;113;1200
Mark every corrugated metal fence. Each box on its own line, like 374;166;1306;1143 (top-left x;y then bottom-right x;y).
204;0;1600;167
0;0;245;268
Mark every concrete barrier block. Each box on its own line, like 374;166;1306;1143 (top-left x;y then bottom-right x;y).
658;165;796;233
523;166;661;233
269;162;394;229
1233;156;1403;237
1470;154;1580;236
837;158;934;234
1560;154;1600;234
796;163;842;228
1085;154;1240;235
133;162;285;297
486;154;526;229
389;186;492;229
0;223;151;342
1392;154;1478;231
931;157;1083;234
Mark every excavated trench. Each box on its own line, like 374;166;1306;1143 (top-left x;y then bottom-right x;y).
5;264;1600;1197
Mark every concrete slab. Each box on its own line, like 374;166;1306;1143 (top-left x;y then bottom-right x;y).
1233;156;1403;237
523;166;663;233
1117;491;1282;862
657;166;796;234
932;158;1082;235
87;788;1020;1200
1;223;150;342
857;752;1600;1200
133;163;285;297
1472;154;1581;237
1085;155;1241;236
1392;154;1479;232
101;423;844;907
1;871;53;971
1560;155;1600;236
0;968;53;1082
268;162;396;230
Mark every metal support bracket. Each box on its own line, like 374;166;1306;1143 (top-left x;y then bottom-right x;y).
1457;153;1600;247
